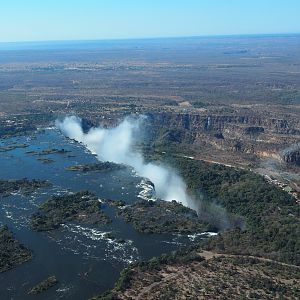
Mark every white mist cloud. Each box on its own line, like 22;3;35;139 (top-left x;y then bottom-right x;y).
56;115;195;208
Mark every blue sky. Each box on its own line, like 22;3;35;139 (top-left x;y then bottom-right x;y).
1;0;300;42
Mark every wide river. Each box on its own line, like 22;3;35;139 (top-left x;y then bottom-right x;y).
0;129;204;300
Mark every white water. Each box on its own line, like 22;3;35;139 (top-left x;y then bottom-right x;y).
56;116;195;208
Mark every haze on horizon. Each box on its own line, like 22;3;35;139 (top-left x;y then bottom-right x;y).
1;0;300;43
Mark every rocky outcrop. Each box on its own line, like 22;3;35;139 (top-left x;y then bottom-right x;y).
144;111;300;164
84;110;300;165
145;112;299;135
281;144;300;165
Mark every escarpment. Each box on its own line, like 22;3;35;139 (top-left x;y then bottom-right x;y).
75;106;300;167
145;110;300;165
146;112;299;134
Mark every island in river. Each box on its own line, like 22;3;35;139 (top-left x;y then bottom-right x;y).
31;191;110;231
115;199;216;234
66;162;127;172
0;178;51;196
0;226;32;273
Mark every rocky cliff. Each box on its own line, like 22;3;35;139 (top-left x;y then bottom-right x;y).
144;111;300;165
281;144;300;165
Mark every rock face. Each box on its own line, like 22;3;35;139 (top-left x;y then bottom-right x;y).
81;118;95;133
144;111;300;165
146;112;299;135
282;145;300;165
81;107;300;166
0;226;32;273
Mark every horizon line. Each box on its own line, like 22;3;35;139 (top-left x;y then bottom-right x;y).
1;32;300;46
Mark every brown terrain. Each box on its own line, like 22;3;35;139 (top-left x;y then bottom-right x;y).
0;36;299;177
1;35;300;299
96;251;300;300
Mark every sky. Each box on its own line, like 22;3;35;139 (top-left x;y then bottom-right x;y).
0;0;299;43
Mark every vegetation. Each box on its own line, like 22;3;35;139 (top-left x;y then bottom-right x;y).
164;156;300;266
1;36;300;300
66;162;126;172
106;199;126;207
26;148;70;156
0;178;51;196
39;148;70;155
93;250;300;300
93;149;300;299
31;191;110;231
92;248;204;299
0;226;32;273
28;276;58;295
0;114;54;138
0;121;36;138
37;157;55;164
117;199;214;234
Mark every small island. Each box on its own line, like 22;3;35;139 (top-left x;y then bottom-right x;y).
0;144;28;152
117;199;215;234
28;276;58;295
0;178;51;196
26;148;71;156
66;162;126;172
106;199;126;207
0;226;32;273
104;232;126;244
31;191;110;231
37;157;55;164
39;148;71;155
